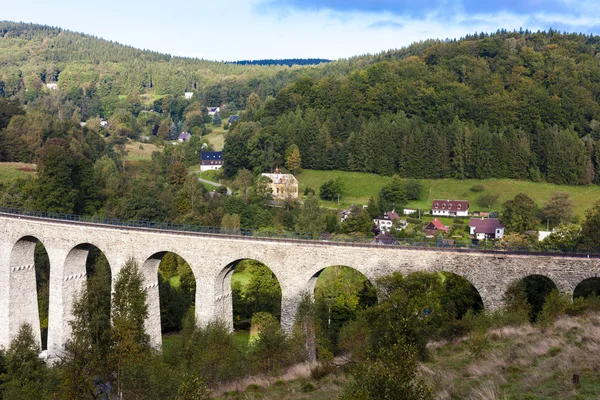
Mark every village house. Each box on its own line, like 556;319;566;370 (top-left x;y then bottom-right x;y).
177;132;191;142
200;151;223;171
424;219;448;238
469;218;505;240
404;208;418;216
228;115;239;125
371;231;399;245
184;92;194;99
374;209;407;232
46;83;58;90
261;168;299;200
207;106;220;116
432;199;469;217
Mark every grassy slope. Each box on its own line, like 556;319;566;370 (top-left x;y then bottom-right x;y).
204;127;226;151
124;142;163;162
297;170;600;218
214;313;600;399
0;162;36;183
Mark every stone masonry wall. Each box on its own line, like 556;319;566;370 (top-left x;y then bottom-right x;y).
1;214;599;357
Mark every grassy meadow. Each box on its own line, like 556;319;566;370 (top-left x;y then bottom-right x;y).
205;127;226;151
124;142;163;162
0;162;36;183
297;170;600;218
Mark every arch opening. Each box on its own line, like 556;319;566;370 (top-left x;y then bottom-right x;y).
62;243;112;353
9;236;49;350
311;266;377;354
438;272;484;320
508;275;557;321
574;278;600;299
218;259;282;346
156;252;197;338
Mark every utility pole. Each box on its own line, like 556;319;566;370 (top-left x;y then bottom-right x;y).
337;193;340;210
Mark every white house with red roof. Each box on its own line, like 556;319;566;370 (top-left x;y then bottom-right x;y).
432;199;469;217
469;218;505;239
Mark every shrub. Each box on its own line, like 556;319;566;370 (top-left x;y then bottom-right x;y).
311;364;335;381
470;184;486;192
406;217;422;225
566;297;588;316
300;382;317;393
537;290;570;329
467;331;491;359
319;178;344;201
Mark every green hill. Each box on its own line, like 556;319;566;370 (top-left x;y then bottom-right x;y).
298;169;600;219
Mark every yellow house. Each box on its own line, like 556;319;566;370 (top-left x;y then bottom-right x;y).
261;170;299;200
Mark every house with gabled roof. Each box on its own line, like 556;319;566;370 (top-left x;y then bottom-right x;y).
200;151;223;171
371;231;399;245
432;199;469;217
374;209;406;232
424;218;448;238
469;218;505;240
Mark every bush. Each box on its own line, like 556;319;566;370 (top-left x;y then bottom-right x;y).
404;179;424;200
311;364;336;380
319;178;344;201
406;217;422;225
566;297;588;316
470;184;485;192
537;290;570;328
300;381;316;393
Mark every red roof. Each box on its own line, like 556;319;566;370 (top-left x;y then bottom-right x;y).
469;218;504;234
426;218;448;232
432;199;469;211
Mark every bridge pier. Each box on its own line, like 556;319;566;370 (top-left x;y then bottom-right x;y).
8;237;43;349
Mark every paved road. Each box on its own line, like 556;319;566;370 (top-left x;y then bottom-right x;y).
197;176;232;195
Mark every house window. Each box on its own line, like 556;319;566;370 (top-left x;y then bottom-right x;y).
448;204;452;209
442;204;446;209
457;204;461;210
435;204;438;209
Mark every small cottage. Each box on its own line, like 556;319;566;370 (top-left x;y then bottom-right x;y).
469;218;505;239
424;219;448;237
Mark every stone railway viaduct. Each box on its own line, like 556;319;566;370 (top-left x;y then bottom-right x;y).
1;212;599;357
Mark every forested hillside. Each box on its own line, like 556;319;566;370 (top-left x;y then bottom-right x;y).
0;22;323;112
226;30;600;186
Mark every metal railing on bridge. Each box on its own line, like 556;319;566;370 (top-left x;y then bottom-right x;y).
0;206;598;258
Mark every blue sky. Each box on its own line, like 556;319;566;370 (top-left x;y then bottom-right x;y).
3;0;600;61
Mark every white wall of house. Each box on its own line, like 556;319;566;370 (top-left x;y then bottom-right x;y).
432;209;469;217
374;219;393;231
496;228;504;239
200;164;222;171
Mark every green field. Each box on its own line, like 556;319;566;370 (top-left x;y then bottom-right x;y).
297;170;600;218
204;127;226;151
0;162;36;183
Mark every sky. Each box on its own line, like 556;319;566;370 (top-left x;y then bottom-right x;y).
3;0;600;61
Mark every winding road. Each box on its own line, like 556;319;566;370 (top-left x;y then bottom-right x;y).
197;176;232;195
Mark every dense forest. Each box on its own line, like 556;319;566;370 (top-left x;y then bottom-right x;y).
230;59;331;67
225;30;600;185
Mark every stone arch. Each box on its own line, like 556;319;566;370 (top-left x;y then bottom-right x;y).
59;243;112;348
507;274;558;320
574;277;600;299
154;252;197;335
8;236;46;348
437;271;484;317
215;258;282;332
